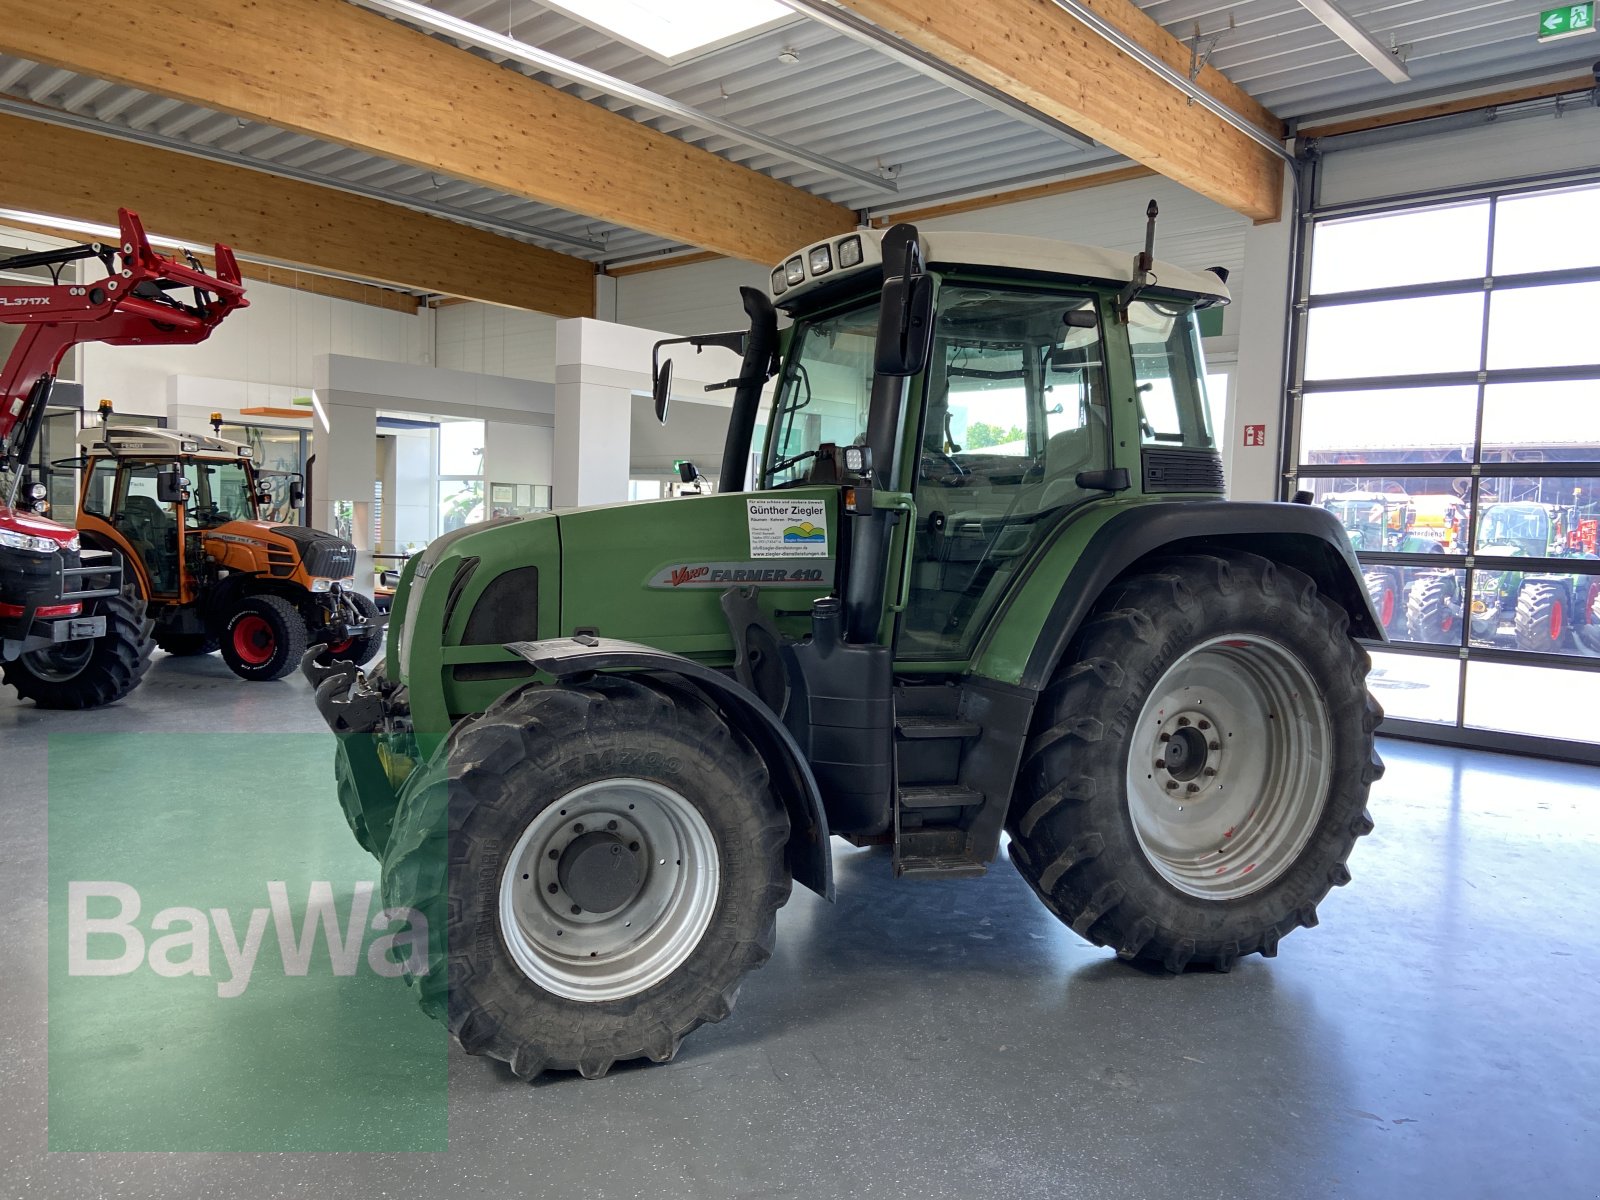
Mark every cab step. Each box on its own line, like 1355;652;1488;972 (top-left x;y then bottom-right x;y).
897;784;984;810
895;857;988;880
894;714;982;740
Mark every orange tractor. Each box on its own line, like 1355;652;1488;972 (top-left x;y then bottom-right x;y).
72;412;383;680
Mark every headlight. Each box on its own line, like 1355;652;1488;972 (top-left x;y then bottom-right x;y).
310;576;355;593
0;528;70;554
808;244;833;275
311;578;333;593
770;266;788;295
837;234;864;268
784;256;804;286
28;482;47;501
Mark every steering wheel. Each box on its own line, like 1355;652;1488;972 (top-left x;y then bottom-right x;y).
920;446;968;486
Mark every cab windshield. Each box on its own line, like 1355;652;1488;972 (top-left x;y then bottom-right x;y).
184;459;259;529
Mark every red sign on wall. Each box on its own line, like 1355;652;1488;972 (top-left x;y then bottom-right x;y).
1243;424;1266;447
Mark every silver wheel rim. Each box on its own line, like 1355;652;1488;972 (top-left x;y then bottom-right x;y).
498;778;720;1002
1126;634;1332;900
20;641;92;682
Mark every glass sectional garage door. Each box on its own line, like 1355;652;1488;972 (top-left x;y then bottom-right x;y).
1289;179;1600;761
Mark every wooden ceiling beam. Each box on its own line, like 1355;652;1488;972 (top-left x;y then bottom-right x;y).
0;112;595;316
0;0;855;264
835;0;1286;222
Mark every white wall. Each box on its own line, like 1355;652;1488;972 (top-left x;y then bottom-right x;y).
435;303;561;383
616;258;772;336
79;275;434;419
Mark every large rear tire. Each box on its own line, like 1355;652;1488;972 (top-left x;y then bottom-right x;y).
1363;567;1400;634
1513;582;1568;653
1006;552;1381;972
2;593;152;709
219;594;307;681
381;673;790;1079
1405;574;1460;645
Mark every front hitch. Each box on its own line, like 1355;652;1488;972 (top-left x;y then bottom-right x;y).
301;646;385;734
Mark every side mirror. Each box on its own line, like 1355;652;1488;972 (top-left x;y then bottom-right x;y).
289;478;305;509
874;223;934;378
155;467;189;505
653;358;673;425
678;460;698;485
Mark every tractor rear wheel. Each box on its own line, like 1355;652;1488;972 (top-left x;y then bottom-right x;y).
1007;552;1381;972
1405;575;1459;645
155;630;219;656
219;594;307;681
380;673;790;1079
1514;582;1569;653
317;590;383;666
1576;578;1600;655
2;593;152;709
1363;567;1400;634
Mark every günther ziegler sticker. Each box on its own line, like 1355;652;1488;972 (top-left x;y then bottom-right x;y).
747;498;828;558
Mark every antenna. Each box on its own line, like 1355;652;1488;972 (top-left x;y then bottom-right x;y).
1116;200;1160;320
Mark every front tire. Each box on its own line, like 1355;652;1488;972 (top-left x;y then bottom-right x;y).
317;590;383;667
381;674;791;1079
219;594;307;681
2;593;153;709
1405;574;1460;645
1007;553;1381;972
1363;567;1400;634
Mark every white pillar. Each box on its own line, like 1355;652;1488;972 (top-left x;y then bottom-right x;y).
553;318;632;507
308;394;377;594
1229;172;1298;502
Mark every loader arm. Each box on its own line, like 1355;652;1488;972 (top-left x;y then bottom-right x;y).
0;208;247;484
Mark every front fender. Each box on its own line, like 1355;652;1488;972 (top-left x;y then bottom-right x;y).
505;635;834;901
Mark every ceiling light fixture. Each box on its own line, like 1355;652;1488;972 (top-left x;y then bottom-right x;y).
539;0;794;63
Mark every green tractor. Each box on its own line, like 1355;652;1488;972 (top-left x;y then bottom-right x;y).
1464;501;1600;653
309;215;1385;1081
1319;490;1436;634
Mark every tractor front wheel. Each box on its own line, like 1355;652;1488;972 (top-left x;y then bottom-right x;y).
219;594;307;681
1007;552;1381;972
1363;567;1400;634
1405;575;1460;645
2;593;152;709
380;673;791;1079
1514;582;1569;653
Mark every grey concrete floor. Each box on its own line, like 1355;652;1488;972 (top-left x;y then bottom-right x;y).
3;652;1598;1199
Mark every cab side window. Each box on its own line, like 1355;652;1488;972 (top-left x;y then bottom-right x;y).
1129;300;1215;450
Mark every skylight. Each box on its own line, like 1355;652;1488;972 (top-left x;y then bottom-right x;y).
540;0;795;63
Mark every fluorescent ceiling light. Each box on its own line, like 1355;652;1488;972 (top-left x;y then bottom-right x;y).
1293;0;1411;84
540;0;795;63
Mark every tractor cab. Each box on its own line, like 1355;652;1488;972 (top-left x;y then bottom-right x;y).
1475;502;1551;559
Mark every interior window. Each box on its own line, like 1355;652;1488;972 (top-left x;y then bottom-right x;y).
81;458;117;518
185;460;256;529
1129;301;1215;450
764;302;876;488
900;287;1109;659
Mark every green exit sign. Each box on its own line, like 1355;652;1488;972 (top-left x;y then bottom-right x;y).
1537;3;1594;40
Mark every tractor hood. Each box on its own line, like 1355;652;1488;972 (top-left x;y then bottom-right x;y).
0;505;79;547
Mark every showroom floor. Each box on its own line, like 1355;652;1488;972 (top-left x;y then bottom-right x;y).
3;654;1597;1199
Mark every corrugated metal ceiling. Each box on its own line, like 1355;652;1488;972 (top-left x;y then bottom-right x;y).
0;0;1589;287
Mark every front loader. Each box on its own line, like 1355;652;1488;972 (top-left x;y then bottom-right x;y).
0;210;246;708
311;212;1385;1080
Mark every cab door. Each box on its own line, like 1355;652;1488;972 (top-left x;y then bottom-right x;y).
109;461;186;597
896;285;1112;663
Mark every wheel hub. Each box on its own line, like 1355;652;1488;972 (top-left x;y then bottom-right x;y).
1156;718;1218;786
557;830;644;913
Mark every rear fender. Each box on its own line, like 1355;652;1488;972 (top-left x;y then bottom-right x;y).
505;636;834;901
990;501;1384;693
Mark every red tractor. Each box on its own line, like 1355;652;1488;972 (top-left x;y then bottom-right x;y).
0;210;247;707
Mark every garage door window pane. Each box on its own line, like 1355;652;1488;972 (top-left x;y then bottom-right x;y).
1367;649;1460;725
1482;381;1600;463
1464;659;1600;744
1303;293;1485;380
1486;282;1600;370
1310;201;1490;294
1492;184;1600;275
1299;386;1477;464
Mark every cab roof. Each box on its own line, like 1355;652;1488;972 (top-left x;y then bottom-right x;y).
770;227;1231;311
78;424;255;463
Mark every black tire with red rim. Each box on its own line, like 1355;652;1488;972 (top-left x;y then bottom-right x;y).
315;590;384;667
220;593;308;681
